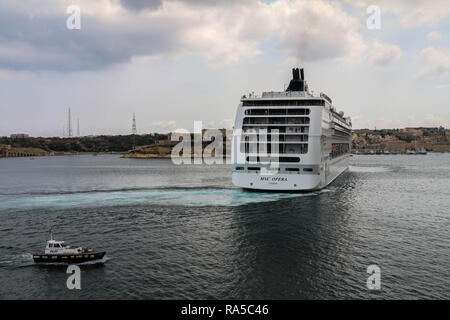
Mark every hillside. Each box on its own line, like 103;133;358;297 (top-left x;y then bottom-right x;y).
0;134;169;158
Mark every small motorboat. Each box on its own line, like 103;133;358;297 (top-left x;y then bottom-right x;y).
33;229;106;264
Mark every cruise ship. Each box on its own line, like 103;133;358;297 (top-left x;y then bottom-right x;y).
231;68;352;191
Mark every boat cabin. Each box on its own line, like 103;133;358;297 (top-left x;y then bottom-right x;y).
44;239;83;255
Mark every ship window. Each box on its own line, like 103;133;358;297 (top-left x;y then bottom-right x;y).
245;109;268;115
286;168;299;172
287;108;310;115
236;167;244;171
268;109;287;115
248;167;260;171
246;156;300;163
281;144;308;154
242;100;324;107
303;168;313;172
243;117;310;126
54;244;61;248
49;243;53;248
279;157;300;163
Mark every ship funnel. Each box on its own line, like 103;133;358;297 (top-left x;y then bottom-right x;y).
292;68;300;80
286;67;305;92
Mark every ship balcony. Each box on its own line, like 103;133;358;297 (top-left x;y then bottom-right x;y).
241;132;308;135
240;136;309;143
244;109;311;116
242;123;310;127
241;127;309;134
243;150;307;157
240;143;308;155
241;142;308;146
243;117;310;125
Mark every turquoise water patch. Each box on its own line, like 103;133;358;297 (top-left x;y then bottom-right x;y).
0;188;314;211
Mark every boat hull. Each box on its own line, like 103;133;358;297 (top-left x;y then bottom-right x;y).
232;156;349;191
33;251;106;264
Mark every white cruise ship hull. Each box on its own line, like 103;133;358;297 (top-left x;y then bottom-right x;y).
232;155;350;191
231;68;352;192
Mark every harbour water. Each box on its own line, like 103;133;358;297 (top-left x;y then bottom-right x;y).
0;154;449;299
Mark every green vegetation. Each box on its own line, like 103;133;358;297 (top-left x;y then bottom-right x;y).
0;134;169;153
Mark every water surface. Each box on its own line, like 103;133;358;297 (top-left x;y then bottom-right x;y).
0;154;449;299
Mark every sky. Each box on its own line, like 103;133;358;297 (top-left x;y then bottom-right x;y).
0;0;449;137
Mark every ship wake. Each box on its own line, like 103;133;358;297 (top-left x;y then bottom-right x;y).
0;187;319;211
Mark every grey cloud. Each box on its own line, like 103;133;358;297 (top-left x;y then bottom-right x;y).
119;0;163;11
0;4;181;71
0;0;255;72
0;0;369;72
368;42;402;67
119;0;245;12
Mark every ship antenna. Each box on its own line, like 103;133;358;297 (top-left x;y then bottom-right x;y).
49;227;54;241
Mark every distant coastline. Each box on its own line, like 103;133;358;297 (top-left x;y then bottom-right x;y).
1;126;449;159
0;134;167;159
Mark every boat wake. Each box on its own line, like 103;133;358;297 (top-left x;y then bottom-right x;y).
348;165;393;173
0;253;34;268
0;187;318;211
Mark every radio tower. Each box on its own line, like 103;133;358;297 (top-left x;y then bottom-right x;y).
132;113;137;149
77;118;80;137
132;112;137;135
68;108;72;137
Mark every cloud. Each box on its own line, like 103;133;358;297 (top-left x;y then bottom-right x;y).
0;0;265;70
273;0;366;62
150;120;178;132
118;0;245;12
426;31;446;42
0;1;182;71
423;114;448;127
205;119;234;129
0;0;373;71
368;41;402;66
119;0;162;11
418;47;450;78
348;0;450;27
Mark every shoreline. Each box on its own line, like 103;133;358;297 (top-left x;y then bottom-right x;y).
2;151;449;160
0;151;127;159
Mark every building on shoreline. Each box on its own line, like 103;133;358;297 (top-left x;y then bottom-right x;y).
352;127;450;154
10;133;30;139
0;144;49;158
